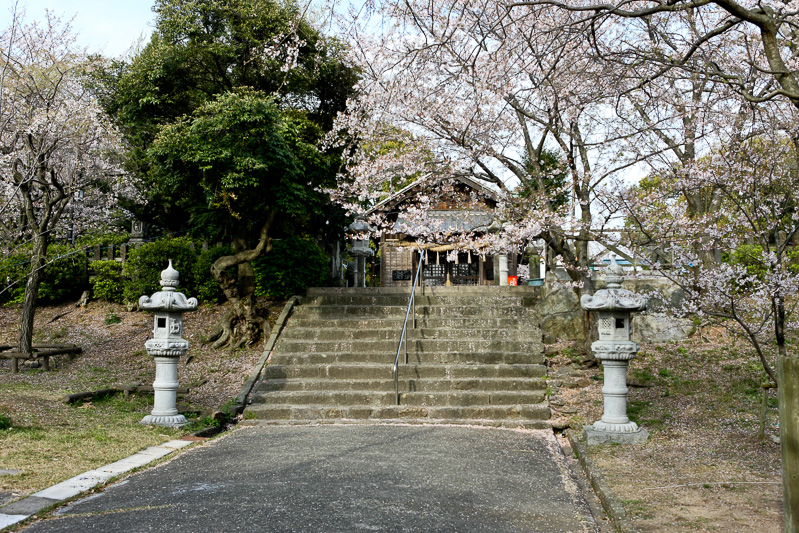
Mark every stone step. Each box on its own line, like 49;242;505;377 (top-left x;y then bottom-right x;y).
275;339;543;354
251;390;545;406
245;403;551;422
251;418;551;430
257;377;546;393
292;305;538;319
279;327;541;342
248;286;550;427
306;286;543;297
305;294;538;307
269;351;545;366
286;317;538;330
263;363;547;380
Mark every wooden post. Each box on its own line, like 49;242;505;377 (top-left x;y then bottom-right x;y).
762;384;768;441
778;355;799;533
94;244;101;261
120;244;127;263
107;244;114;261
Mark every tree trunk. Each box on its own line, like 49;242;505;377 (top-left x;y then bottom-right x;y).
19;233;48;355
206;213;276;349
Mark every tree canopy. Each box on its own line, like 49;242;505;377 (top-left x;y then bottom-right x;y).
98;0;358;347
99;0;358;236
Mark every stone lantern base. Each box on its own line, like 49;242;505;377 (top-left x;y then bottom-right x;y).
583;426;649;446
141;413;187;428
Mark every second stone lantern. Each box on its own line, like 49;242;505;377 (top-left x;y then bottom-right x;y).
580;257;648;445
138;261;198;428
347;218;373;288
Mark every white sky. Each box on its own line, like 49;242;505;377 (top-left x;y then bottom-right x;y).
3;0;156;58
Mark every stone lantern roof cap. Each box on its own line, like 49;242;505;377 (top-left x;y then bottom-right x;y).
347;218;372;234
138;260;198;312
580;256;647;312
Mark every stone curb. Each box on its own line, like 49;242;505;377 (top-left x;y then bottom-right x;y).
566;429;638;533
0;439;195;531
228;296;301;417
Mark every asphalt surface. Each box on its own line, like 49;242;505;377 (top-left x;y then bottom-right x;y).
20;425;598;532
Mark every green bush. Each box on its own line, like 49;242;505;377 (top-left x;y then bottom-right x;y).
90;260;125;303
122;237;198;302
38;245;88;303
254;236;328;299
0;244;87;305
193;245;234;303
0;252;30;304
724;245;768;278
0;412;11;430
75;232;130;250
725;244;799;279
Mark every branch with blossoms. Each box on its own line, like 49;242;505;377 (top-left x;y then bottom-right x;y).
616;131;799;384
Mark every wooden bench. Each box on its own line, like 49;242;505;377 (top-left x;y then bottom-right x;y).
0;344;82;372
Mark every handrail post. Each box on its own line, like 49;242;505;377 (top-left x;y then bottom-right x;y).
412;287;416;329
404;327;408;365
394;252;425;406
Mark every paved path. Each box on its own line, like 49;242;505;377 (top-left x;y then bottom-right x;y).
20;425;598;532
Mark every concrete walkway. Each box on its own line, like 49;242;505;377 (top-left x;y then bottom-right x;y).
16;425;598;532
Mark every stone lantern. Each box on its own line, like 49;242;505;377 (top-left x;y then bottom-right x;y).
347;218;373;288
580;257;648;445
138;261;198;427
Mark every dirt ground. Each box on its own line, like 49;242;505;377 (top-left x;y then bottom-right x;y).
548;328;784;531
0;300;282;412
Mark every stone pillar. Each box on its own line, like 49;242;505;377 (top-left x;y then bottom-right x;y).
498;254;509;286
581;257;649;445
138;261;198;427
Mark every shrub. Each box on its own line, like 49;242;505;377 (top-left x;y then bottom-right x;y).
123;237;198;302
0;244;87;305
90;260;124;303
75;232;130;250
0;252;31;304
0;412;10;430
193;245;234;303
724;244;768;278
253;236;328;299
37;245;88;303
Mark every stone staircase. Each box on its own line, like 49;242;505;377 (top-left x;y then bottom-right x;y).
246;286;550;428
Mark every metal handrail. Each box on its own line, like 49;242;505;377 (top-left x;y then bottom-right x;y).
394;253;425;405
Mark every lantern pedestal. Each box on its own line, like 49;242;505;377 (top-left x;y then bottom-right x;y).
584;350;649;445
141;356;185;428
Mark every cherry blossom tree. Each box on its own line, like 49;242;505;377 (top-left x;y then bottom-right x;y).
334;8;599;254
510;0;799;130
0;10;125;356
617;127;799;530
325;0;744;348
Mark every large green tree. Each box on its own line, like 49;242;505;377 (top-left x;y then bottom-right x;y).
98;0;357;347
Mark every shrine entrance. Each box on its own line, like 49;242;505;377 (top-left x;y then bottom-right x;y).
415;251;492;286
